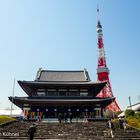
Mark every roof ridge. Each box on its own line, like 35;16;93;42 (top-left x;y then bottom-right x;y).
41;70;85;72
35;68;91;82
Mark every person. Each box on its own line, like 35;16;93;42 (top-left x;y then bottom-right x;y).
106;119;114;138
69;113;72;123
38;116;41;122
58;113;62;123
118;118;123;129
27;114;30;122
83;115;88;123
76;115;78;122
123;119;127;130
18;116;23;122
64;113;68;123
28;123;36;140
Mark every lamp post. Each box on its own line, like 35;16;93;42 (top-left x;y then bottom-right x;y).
128;96;132;109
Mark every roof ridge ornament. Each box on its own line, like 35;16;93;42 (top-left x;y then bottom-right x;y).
35;68;42;81
83;68;89;81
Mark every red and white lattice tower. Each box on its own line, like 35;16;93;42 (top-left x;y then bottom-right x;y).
96;8;120;112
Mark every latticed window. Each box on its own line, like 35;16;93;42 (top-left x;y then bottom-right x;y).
58;89;67;96
47;89;58;96
69;89;78;96
80;89;88;96
37;89;45;96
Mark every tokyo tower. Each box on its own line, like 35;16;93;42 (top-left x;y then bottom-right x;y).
96;7;121;112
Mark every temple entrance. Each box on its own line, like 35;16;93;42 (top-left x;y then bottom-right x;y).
29;105;102;120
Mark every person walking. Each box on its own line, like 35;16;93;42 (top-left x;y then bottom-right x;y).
64;113;68;123
118;118;123;129
27;114;30;122
123;119;127;130
28;123;37;140
106;119;114;138
58;113;62;123
69;113;72;123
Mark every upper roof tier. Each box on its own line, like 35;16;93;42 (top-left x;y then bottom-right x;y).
35;68;90;82
18;68;106;96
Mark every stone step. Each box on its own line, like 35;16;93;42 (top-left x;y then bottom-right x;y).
0;137;140;140
104;138;140;140
1;121;140;139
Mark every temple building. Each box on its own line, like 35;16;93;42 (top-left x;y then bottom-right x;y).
9;68;114;120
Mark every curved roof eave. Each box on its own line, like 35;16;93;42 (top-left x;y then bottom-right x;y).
18;80;107;96
9;96;114;108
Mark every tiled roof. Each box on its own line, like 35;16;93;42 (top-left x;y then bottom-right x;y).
9;96;114;108
18;80;106;97
35;69;90;82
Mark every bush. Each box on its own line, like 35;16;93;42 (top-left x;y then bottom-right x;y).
125;110;140;129
126;117;140;128
135;112;140;120
125;109;135;118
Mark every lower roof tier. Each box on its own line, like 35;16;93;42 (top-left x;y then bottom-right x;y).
9;96;114;109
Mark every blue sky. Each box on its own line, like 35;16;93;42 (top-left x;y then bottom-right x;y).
0;0;140;110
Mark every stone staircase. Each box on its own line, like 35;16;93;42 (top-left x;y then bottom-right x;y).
0;121;140;139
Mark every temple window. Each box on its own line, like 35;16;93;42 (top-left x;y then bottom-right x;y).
80;89;88;96
58;89;67;96
47;89;58;96
37;89;45;96
94;108;101;118
80;92;88;96
69;89;78;96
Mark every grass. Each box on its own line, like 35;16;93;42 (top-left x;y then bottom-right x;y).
0;116;16;125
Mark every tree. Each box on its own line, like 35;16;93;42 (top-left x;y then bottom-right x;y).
125;109;135;118
104;110;114;119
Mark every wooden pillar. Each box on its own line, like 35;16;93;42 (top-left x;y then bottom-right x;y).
31;112;35;119
23;107;30;117
39;112;43;119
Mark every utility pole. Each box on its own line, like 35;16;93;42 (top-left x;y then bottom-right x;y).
10;78;15;117
128;96;132;109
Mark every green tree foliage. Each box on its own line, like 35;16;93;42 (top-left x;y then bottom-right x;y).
125;110;140;129
125;109;135;118
135;112;140;120
126;117;139;128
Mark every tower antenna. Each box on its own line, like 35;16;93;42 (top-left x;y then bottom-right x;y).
97;5;99;16
97;4;100;22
